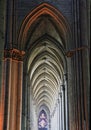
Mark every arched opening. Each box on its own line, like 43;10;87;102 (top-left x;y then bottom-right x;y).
18;3;71;130
38;110;48;130
0;1;90;130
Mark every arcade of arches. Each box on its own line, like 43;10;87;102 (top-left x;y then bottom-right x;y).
0;1;90;130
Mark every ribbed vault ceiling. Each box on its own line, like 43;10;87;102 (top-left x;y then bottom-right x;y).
28;39;64;114
23;8;68;114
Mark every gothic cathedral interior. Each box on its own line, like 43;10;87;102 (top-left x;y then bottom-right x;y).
0;0;90;130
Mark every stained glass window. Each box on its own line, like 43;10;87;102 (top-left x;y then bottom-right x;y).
38;110;48;130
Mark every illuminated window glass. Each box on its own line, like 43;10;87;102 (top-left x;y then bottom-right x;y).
38;110;48;130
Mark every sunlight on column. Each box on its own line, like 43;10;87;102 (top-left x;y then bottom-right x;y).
0;107;3;130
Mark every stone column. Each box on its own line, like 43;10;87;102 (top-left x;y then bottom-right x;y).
0;58;12;130
2;49;25;130
59;92;62;130
57;99;60;130
27;78;31;130
3;52;12;130
64;74;69;130
16;60;24;130
79;1;90;129
72;0;90;130
9;59;18;130
61;84;66;130
21;72;27;130
0;0;6;128
0;58;8;130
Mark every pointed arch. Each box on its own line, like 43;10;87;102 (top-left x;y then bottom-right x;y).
18;3;71;50
38;109;48;130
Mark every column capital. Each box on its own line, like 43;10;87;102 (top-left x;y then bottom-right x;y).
4;49;25;61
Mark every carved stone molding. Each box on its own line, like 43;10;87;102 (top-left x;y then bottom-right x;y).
4;49;25;61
